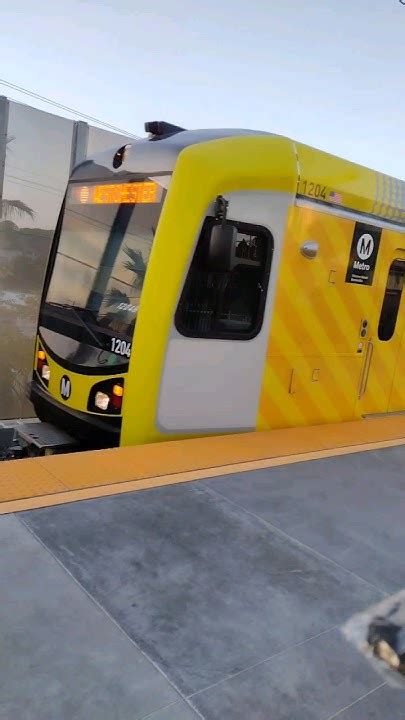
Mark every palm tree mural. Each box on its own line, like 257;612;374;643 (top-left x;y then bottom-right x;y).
0;199;34;221
0;137;34;221
0;138;37;418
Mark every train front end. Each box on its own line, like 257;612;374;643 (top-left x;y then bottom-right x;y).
31;140;170;448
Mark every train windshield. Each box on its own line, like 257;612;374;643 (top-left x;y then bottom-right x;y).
41;177;168;365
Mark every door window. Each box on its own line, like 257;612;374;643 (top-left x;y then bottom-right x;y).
378;260;405;342
175;217;273;339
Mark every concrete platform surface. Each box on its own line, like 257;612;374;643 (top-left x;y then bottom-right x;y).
1;445;404;719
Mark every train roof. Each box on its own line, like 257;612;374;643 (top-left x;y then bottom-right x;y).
71;123;405;228
72;127;273;178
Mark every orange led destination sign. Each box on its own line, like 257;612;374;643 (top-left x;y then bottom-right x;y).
73;181;159;205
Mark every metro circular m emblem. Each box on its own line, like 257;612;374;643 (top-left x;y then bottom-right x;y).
357;233;374;261
60;375;71;400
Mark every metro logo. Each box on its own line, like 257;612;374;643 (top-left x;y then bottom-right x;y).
60;375;71;400
357;234;374;261
346;223;381;286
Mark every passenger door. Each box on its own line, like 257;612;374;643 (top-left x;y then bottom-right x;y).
358;254;405;416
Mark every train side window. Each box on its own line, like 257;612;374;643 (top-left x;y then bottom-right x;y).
175;217;273;340
378;260;405;342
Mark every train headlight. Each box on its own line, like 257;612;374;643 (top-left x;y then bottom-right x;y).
111;384;124;411
88;379;124;415
36;347;49;387
94;391;110;411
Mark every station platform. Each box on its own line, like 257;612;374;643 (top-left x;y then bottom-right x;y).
1;417;405;719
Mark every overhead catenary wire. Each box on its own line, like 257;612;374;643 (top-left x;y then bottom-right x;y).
0;78;139;138
6;175;64;198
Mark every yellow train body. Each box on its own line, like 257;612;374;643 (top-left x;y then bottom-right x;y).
31;128;405;448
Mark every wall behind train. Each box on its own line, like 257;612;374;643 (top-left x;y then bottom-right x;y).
0;97;131;419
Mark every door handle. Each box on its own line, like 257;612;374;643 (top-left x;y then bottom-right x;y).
358;340;374;398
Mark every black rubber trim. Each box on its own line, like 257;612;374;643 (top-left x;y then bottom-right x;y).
296;194;405;228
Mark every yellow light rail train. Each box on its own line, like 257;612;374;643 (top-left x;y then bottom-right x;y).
31;122;405;449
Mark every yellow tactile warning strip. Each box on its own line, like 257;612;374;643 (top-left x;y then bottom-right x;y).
1;416;405;515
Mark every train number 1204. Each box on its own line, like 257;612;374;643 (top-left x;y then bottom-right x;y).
301;181;327;199
111;337;132;358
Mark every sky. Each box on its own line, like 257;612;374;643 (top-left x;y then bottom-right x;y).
0;0;404;178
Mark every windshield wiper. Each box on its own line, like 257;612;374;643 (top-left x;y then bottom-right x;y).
44;301;105;351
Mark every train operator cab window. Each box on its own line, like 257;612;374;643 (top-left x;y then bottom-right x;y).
176;217;273;339
378;260;405;342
